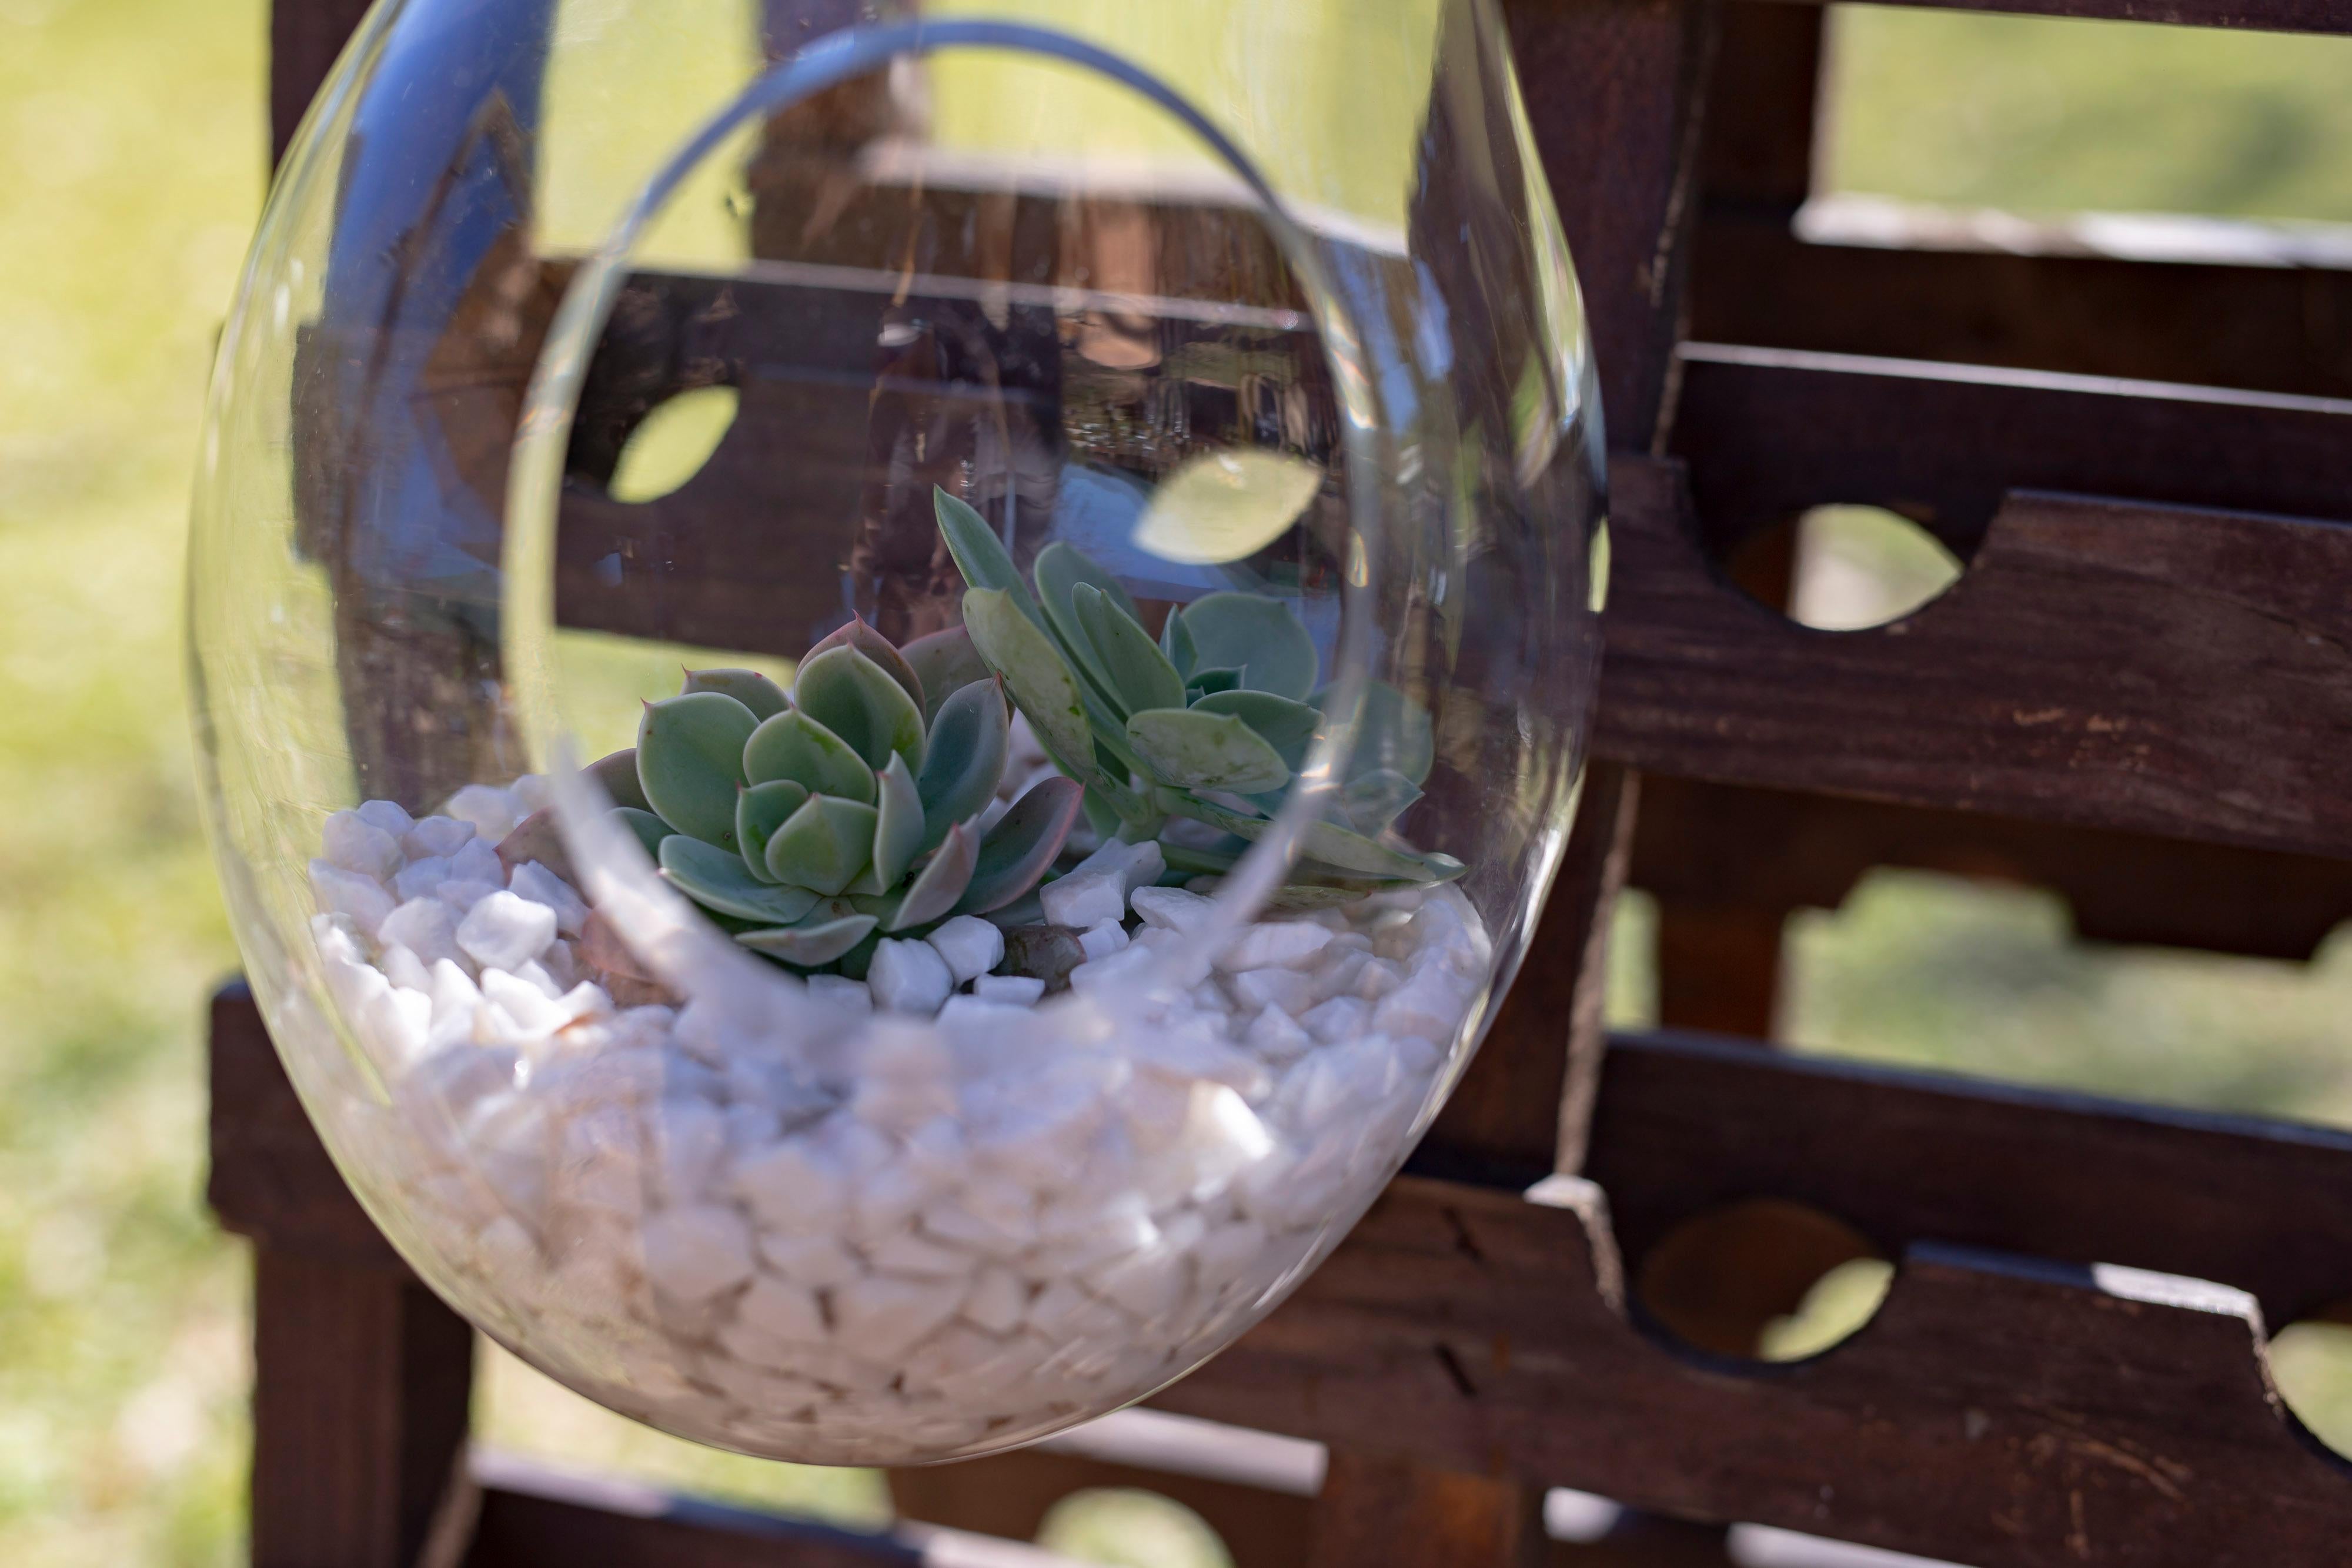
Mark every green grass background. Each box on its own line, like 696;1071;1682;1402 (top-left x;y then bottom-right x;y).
5;0;2352;1561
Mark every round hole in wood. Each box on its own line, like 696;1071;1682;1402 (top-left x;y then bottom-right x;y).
1036;1487;1235;1568
1633;1198;1893;1362
2269;1300;2352;1459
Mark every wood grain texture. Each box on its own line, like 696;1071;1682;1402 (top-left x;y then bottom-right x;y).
1595;454;2352;858
1505;0;1723;451
1669;345;2352;559
250;1255;473;1568
1761;0;2352;34
1691;219;2352;400
1307;1452;1547;1568
1632;775;2352;961
1156;1174;2352;1567
1428;764;1639;1178
1587;1030;2352;1326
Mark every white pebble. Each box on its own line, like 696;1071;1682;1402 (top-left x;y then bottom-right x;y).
377;942;433;994
1299;995;1371;1045
433;878;503;917
1372;964;1471;1044
393;857;452;902
867;938;954;1017
736;1274;827;1345
806;974;873;1014
1227;967;1315;1014
449;836;505;885
733;1139;847;1235
639;1205;755;1303
1068;943;1157;995
1078;920;1130;961
323;810;404;881
510;861;590;937
963;1266;1028;1335
1041;866;1126;930
378;897;462;969
924;915;1005;984
757;1231;861;1289
355;798;415;837
445;783;521;843
456;890;559;971
972;974;1045;1006
309;860;396;940
480;968;565;1037
1131;885;1215;934
831;1273;968;1363
1217;921;1334;972
510;774;553;816
868;1231;975;1279
402;815;476;859
652;1100;731;1203
1244;1005;1314;1065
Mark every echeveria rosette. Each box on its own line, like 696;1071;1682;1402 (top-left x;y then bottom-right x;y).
594;618;1081;973
932;487;1464;897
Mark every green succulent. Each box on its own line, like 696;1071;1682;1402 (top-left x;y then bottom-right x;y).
933;487;1463;895
593;618;1082;971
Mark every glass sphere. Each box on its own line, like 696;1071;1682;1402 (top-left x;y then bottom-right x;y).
190;0;1603;1465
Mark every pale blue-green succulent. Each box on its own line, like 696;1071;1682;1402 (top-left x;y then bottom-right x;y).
933;487;1462;895
596;618;1081;971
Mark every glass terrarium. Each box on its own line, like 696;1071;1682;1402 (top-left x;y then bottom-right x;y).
189;0;1604;1465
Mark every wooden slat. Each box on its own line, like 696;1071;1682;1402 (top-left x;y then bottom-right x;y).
1307;1452;1547;1568
1506;0;1725;451
269;0;372;166
1668;345;2352;558
1690;218;2352;401
250;1255;473;1568
1157;1173;2352;1568
1595;456;2352;859
1428;764;1640;1177
1760;0;2352;35
1632;775;2352;961
1584;1029;2352;1325
463;1457;922;1566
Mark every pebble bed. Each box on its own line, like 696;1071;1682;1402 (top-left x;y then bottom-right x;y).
302;770;1491;1463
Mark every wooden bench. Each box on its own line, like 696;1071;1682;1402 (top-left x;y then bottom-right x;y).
218;1;2352;1562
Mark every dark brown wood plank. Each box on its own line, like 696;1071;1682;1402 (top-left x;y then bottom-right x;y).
1307;1452;1546;1568
1585;1029;2352;1325
1428;764;1640;1177
1669;345;2352;558
1595;456;2352;858
270;0;372;167
1757;0;2352;32
1632;775;2352;961
1157;1173;2352;1567
208;982;405;1270
1690;218;2352;401
464;1457;921;1567
1696;2;1822;220
249;1254;474;1568
1506;0;1725;451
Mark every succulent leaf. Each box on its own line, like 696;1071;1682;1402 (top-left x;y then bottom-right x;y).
764;793;879;898
959;777;1084;915
934;489;1043;625
1180;593;1318;702
659;834;824;923
639;692;759;848
1074;583;1187;715
1312;679;1435;786
682;668;790;721
1127;707;1292;794
1130;449;1324;566
1337;768;1424;835
1173;793;1454;882
962;587;1097;785
736;909;878;967
870;753;924;891
791;646;925;776
587;748;654;812
916;678;1008;850
1184;666;1244;700
736;779;811;883
743;708;875;804
612;806;674;857
883;820;980;930
1037;540;1141;656
1160;605;1197;677
1188;688;1320;770
903;624;994;723
805;619;924;716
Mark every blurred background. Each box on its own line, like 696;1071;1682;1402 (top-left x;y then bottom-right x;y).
6;0;2352;1562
